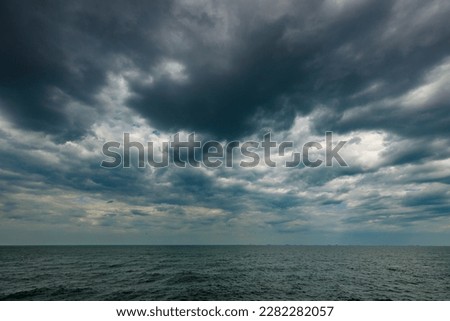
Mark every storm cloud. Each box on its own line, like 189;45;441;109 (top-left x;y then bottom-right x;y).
0;0;449;245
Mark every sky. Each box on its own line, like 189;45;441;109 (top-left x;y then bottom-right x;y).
0;0;449;245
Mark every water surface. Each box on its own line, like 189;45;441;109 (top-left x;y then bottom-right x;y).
1;245;449;300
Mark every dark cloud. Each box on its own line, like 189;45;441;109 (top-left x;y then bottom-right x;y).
1;0;450;245
0;0;168;141
2;0;449;141
0;1;101;141
127;0;450;139
380;137;450;166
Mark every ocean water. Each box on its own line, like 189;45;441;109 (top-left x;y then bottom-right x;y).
0;245;449;300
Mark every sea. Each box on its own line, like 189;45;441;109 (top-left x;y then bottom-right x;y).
0;245;449;300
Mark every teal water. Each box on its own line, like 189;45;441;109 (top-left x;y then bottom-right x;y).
0;246;449;300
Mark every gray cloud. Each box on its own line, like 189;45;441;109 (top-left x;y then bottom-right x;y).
0;0;449;245
3;0;449;141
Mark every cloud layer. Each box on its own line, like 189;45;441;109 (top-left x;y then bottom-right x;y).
0;0;449;244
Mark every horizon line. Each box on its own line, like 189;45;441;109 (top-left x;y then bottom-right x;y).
0;244;448;247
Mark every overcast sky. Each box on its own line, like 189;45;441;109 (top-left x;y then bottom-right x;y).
1;0;449;245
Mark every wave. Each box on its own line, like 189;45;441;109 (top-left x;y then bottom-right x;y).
0;286;95;300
